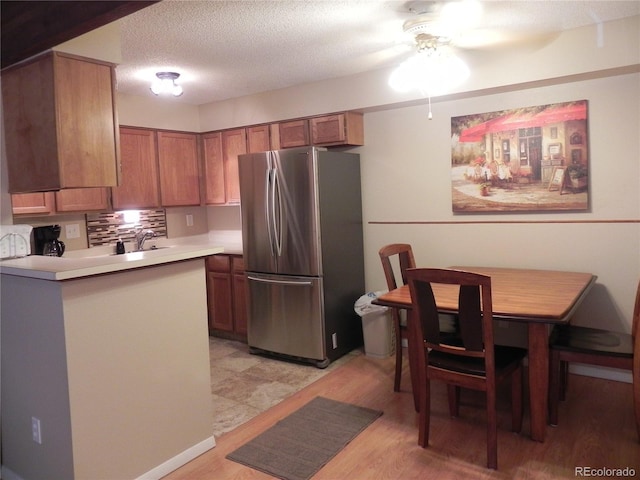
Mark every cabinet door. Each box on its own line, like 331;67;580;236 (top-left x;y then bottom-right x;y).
157;131;201;206
11;192;55;215
207;271;234;332
206;256;234;332
3;51;119;192
221;129;247;205
112;128;160;210
279;120;309;148
55;188;109;212
202;132;226;205
247;125;271;153
310;112;364;146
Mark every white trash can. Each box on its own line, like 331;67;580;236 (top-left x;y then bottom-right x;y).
354;291;393;358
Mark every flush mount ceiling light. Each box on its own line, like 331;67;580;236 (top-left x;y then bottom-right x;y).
150;72;183;97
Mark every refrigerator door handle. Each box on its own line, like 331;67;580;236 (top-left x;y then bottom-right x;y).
247;275;313;287
272;166;283;257
265;167;275;257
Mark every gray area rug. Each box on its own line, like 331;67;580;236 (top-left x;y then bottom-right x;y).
226;396;382;480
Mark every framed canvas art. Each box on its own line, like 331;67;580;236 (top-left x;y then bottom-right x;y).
450;100;589;212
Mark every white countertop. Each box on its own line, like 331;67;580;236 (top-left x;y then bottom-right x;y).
0;244;225;281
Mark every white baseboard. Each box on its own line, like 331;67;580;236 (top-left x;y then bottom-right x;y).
135;436;216;480
2;437;216;480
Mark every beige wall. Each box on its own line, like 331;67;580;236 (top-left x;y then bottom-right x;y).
1;260;213;479
358;72;639;349
188;16;640;352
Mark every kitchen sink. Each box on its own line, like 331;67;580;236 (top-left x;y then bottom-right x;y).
112;245;173;256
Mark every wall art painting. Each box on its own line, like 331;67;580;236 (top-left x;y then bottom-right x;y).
450;100;589;212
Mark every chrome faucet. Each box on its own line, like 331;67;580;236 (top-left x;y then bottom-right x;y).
135;228;156;251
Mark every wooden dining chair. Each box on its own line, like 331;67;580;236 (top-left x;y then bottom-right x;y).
378;244;416;392
406;268;527;470
549;279;640;441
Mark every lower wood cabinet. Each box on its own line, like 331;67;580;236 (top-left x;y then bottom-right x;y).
206;254;248;341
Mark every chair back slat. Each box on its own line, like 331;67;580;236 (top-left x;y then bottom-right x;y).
632;279;640;339
459;285;484;352
379;244;416;290
407;268;493;364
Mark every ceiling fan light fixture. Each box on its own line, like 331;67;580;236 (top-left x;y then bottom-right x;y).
389;43;469;97
150;71;183;97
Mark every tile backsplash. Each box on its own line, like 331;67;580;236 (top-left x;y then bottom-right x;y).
86;210;167;247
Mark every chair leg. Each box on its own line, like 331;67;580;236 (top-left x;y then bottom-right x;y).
447;384;460;417
511;365;523;433
393;311;402;392
486;387;498;470
633;362;640;443
549;349;561;426
560;360;569;401
418;379;430;448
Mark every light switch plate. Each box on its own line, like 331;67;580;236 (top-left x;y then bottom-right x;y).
66;224;81;239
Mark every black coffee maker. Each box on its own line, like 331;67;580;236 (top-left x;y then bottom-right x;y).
33;225;66;257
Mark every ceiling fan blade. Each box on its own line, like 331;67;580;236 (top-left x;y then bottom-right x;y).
452;28;561;51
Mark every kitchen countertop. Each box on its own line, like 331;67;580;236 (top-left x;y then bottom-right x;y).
0;244;225;281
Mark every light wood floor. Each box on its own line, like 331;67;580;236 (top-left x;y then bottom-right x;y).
164;351;639;479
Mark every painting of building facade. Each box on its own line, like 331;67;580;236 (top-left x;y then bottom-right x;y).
451;100;589;212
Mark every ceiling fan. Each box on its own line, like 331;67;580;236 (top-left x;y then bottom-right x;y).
388;0;484;99
397;0;560;55
400;0;484;48
388;1;554;100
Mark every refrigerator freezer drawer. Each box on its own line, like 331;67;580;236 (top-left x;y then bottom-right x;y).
246;273;325;362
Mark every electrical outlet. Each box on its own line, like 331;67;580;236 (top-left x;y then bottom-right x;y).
32;417;42;444
331;333;338;349
65;223;80;239
186;214;194;227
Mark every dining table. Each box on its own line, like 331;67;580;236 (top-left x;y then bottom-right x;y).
373;266;596;442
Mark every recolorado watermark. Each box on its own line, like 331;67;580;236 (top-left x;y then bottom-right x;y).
575;466;636;477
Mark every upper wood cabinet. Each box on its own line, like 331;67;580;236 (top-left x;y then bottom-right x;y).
54;188;109;213
202;132;226;205
221;129;247;205
12;188;108;215
279;119;310;149
2;51;120;193
11;192;55;215
310;112;364;146
246;124;272;153
203;128;248;205
157;131;201;206
112;128;161;210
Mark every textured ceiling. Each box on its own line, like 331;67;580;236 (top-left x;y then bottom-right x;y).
116;0;640;105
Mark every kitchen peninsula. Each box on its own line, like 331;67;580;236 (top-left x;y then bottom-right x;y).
1;244;223;480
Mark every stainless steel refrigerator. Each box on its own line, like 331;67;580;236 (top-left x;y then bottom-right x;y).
239;146;364;368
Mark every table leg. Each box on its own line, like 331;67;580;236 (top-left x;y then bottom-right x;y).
407;308;420;412
528;323;549;442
